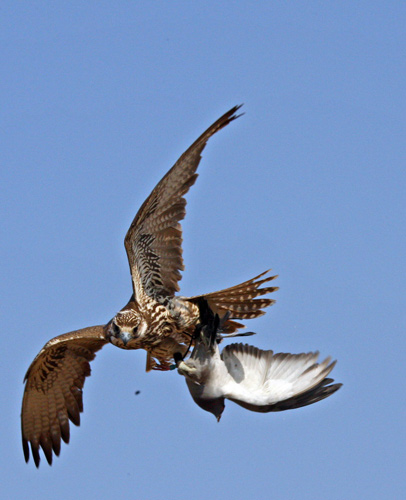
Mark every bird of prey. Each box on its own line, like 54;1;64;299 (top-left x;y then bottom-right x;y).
177;299;342;421
21;105;278;466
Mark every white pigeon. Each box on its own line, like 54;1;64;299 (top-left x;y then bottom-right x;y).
176;299;341;421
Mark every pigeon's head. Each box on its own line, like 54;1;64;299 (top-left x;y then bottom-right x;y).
178;360;225;421
107;302;144;349
185;378;225;422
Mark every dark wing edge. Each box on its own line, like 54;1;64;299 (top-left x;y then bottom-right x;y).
229;378;342;413
223;344;342;413
21;325;108;467
124;105;243;299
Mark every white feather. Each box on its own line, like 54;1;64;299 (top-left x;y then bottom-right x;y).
178;340;340;418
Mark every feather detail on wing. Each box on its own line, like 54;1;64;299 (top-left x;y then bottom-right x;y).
221;344;341;412
187;270;278;333
21;326;108;467
124;105;243;302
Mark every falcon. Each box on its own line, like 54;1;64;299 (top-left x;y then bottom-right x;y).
176;299;342;421
21;105;278;466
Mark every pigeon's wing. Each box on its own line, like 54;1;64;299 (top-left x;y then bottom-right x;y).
221;344;341;412
21;326;108;467
124;106;242;303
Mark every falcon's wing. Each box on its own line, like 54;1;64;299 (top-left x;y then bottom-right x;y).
124;105;242;301
221;344;341;412
21;325;108;467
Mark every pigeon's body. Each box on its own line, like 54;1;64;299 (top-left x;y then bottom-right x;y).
178;301;341;421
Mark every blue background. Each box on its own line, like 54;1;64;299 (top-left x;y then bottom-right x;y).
1;2;404;499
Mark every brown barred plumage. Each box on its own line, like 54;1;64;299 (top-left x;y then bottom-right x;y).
21;105;278;466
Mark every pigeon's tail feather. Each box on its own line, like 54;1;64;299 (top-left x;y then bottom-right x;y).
195;297;220;348
218;331;256;340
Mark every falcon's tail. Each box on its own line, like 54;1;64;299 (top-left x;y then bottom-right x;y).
188;270;278;333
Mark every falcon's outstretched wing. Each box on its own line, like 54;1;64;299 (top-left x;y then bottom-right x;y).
21;325;108;467
124;105;242;302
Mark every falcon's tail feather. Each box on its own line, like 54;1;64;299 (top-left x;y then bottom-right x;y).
188;270;278;333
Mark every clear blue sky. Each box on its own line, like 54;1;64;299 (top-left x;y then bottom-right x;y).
1;2;404;499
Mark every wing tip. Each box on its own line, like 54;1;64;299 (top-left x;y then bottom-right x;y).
22;437;30;464
228;103;244;122
211;104;244;135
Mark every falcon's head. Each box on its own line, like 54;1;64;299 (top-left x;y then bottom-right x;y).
107;302;145;349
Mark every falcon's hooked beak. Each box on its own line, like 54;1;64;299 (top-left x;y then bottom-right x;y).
118;330;132;346
108;321;138;348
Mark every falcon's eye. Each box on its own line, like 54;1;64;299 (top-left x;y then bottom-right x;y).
132;327;138;335
112;323;120;335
